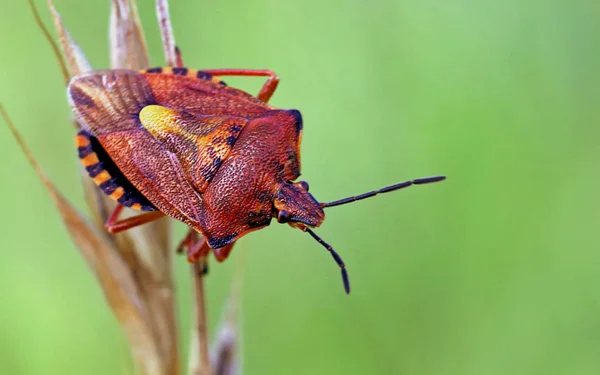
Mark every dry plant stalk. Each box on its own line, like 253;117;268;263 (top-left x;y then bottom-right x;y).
0;1;243;374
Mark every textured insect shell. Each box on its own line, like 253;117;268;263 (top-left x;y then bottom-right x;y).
199;108;305;247
68;68;304;248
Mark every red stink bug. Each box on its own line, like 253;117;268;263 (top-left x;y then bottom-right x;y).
68;64;445;294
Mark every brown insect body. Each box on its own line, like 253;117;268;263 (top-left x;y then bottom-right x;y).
69;66;446;294
69;68;321;249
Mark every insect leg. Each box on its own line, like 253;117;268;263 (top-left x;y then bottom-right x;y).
199;69;280;103
178;229;204;260
212;243;235;263
104;204;166;234
176;228;197;253
174;46;184;69
187;235;211;263
177;231;209;273
178;228;235;263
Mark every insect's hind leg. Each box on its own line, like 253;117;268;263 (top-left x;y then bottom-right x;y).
104;204;166;234
200;69;280;103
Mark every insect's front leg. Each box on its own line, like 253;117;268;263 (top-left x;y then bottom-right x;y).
212;242;235;263
178;228;235;263
176;228;197;254
177;229;205;261
185;233;210;263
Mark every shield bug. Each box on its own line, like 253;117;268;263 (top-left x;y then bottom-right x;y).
68;64;445;294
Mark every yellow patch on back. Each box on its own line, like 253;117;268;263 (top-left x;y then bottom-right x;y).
139;105;179;137
138;104;246;193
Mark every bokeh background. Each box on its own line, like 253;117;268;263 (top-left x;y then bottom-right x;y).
1;0;600;374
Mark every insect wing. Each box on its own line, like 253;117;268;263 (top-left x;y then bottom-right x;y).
68;70;153;134
137;105;248;192
142;69;269;118
68;70;204;229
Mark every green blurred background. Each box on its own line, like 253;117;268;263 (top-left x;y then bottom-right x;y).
1;0;600;374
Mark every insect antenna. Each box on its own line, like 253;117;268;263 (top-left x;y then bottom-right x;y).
304;227;350;294
320;175;446;208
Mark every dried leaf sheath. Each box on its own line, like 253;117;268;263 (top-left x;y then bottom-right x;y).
27;0;69;85
47;0;91;76
25;0;245;374
156;0;178;67
110;0;150;70
153;3;224;374
190;261;214;375
108;1;177;373
210;258;244;375
46;1;176;374
0;105;163;375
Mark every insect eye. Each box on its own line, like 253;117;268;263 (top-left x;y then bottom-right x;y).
277;210;291;223
299;181;309;191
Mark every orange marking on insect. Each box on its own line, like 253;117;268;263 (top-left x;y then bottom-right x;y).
109;187;125;200
75;135;90;147
81;153;100;167
131;203;142;211
186;68;198;78
162;67;173;75
92;170;111;185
